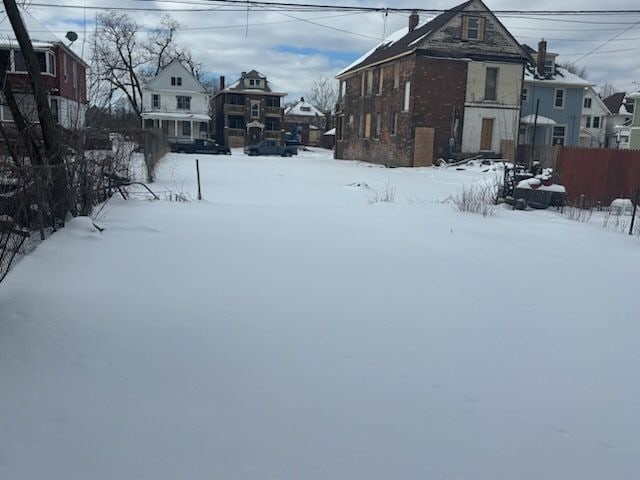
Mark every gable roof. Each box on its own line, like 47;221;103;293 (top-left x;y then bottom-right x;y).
215;70;286;96
285;97;325;117
145;59;207;93
583;86;611;115
336;0;529;78
603;92;634;116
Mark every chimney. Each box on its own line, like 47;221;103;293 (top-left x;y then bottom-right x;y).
537;39;547;77
220;75;225;90
409;10;419;32
300;96;304;102
241;71;246;77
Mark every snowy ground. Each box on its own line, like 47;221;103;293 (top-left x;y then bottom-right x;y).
1;148;639;479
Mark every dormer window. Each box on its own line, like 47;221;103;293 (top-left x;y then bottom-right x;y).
462;16;485;41
543;59;554;76
249;79;255;86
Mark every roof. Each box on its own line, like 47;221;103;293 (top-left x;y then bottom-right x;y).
524;65;593;87
521;114;556;125
323;128;336;136
604;92;635;115
336;0;529;78
216;70;286;96
141;112;211;121
0;8;88;66
285;98;325;117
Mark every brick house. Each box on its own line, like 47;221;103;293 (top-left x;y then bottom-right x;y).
335;0;530;167
212;70;286;148
0;9;87;129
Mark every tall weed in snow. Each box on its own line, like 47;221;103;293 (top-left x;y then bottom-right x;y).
563;205;593;223
369;182;396;204
452;183;497;217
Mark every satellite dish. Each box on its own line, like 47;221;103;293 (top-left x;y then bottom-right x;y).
65;31;78;43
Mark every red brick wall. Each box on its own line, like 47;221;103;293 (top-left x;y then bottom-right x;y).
55;46;86;103
335;54;468;167
412;56;467;159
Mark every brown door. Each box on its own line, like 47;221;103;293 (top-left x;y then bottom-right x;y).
480;118;494;151
413;127;435;167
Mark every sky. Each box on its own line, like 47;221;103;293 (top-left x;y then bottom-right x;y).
2;0;640;103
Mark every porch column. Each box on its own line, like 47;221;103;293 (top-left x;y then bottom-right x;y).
175;120;178;138
190;121;194;140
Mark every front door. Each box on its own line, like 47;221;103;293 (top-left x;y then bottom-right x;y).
480;118;494;151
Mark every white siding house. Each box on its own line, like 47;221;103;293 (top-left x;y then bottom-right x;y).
580;87;610;148
141;60;210;142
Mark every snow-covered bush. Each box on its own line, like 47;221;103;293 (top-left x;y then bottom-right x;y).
453;183;497;217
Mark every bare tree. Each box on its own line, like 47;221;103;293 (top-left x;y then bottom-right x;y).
558;62;589;79
92;12;202;116
307;77;338;113
599;82;618;99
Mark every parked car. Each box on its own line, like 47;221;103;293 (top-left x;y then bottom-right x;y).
170;139;230;155
244;140;296;157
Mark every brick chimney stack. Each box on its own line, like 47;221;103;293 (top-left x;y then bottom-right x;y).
537;39;547;77
220;76;225;90
409;10;419;32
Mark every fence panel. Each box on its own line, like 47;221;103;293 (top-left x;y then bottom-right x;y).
556;146;640;204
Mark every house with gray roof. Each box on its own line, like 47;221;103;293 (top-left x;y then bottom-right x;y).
211;70;286;148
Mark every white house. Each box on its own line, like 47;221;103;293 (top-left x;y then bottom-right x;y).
603;92;634;149
141;60;210;142
579;86;610;148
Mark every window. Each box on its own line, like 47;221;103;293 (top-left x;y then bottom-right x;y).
50;98;59;123
360;72;365;97
552;125;566;145
0;49;9;73
301;106;311;112
554;88;565;108
171;76;182;86
584;97;592;108
364;113;372;138
403;81;411;111
391;112;398;135
228;94;244;105
35;52;47;73
250;102;259;118
378;68;384;95
249;79;255;86
522;87;528;102
374;113;381;139
593;116;600;128
485;67;498;101
337;116;344;141
543;59;554;76
366;70;373;96
266;118;280;131
394;63;400;89
462;16;484;41
176;95;191;109
585;116;591;128
72;61;77;88
340;81;346;100
228;115;244;129
182;121;191;137
266;96;280;107
152;94;160;108
14;51;26;71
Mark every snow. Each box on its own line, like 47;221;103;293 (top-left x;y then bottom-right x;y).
323;128;336;136
0;8;61;44
524;66;594;87
285;99;325;117
336;19;433;76
517;178;566;193
1;149;639;479
521;114;556;125
140;112;211;121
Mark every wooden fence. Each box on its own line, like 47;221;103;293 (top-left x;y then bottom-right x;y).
555;146;640;205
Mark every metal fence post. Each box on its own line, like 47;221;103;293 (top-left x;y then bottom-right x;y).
196;159;202;201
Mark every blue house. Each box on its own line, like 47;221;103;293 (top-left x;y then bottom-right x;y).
520;41;592;147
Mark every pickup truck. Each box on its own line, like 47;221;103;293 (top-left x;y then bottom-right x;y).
170;139;231;155
244;140;297;157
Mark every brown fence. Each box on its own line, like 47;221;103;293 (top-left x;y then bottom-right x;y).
517;144;559;170
556;146;640;204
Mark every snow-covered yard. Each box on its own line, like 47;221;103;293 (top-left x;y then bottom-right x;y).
1;148;639;479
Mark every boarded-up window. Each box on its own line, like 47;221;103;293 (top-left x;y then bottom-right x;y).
378;68;384;95
361;72;365;96
394;63;400;89
403;81;411;111
364;113;371;138
485;67;498;101
366;70;373;96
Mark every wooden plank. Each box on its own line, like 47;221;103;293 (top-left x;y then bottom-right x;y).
481;118;494;151
413;127;435;167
